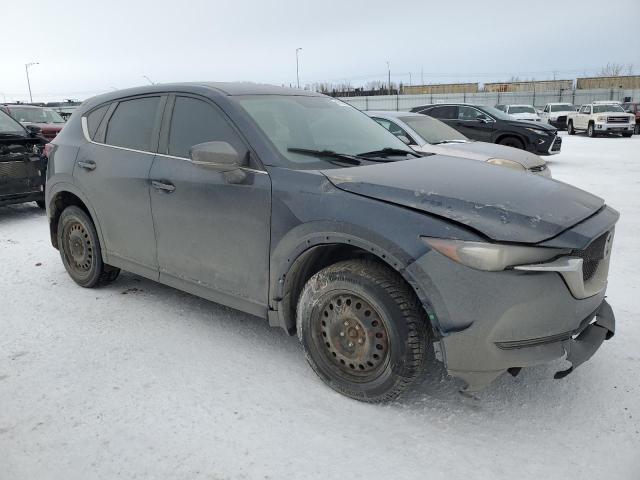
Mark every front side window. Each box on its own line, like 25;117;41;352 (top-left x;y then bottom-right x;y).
105;97;160;151
236;95;412;168
458;106;485;120
550;104;573;112
167;96;244;158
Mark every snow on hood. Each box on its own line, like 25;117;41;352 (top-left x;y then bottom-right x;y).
323;155;603;244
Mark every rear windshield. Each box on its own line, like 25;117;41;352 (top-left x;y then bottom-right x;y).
550;104;574;112
508;106;536;114
593;105;625;113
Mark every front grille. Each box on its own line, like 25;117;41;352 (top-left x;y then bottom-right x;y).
572;231;611;281
607;116;629;123
550;136;562;152
556;115;567;124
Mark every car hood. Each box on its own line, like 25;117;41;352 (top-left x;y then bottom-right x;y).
510;113;539;120
322;155;603;244
418;141;545;168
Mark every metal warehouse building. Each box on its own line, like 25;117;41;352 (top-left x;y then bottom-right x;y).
483;79;574;92
402;82;479;95
576;75;640;90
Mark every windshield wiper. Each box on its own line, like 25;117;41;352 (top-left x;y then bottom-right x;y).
287;148;362;165
357;147;419;158
431;139;468;145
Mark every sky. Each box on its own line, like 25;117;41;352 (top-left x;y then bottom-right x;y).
2;0;639;103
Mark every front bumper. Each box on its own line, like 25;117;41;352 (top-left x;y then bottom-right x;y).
594;122;634;133
405;248;614;391
530;134;561;155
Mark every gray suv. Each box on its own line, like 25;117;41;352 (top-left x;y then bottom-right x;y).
46;83;617;402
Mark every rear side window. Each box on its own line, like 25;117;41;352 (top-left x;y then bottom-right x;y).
423;105;458;119
86;104;109;139
167;96;244;158
105;97;160;151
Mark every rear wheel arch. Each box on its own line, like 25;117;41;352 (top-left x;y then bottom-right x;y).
49;187;103;252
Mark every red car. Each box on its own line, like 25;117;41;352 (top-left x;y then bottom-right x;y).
621;102;640;134
0;104;66;140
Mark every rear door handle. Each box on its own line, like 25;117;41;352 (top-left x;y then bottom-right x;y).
78;160;96;171
151;180;176;193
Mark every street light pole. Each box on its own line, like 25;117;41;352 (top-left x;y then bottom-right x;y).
25;62;38;103
296;48;302;89
387;61;391;95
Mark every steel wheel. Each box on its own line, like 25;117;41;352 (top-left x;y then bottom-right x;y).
314;291;390;381
62;220;95;277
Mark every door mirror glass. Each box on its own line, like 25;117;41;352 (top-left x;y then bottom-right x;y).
189;141;246;170
477;114;491;123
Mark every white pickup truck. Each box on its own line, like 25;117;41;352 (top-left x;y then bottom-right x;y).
566;102;635;137
540;103;575;130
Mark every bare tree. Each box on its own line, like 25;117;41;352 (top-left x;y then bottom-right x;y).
598;62;629;77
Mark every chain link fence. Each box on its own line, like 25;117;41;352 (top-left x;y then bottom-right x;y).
338;88;640;111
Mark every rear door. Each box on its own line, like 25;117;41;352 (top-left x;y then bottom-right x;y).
75;95;165;276
148;94;272;315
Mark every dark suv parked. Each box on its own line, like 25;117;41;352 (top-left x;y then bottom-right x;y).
46;83;616;402
0;109;47;208
411;103;561;155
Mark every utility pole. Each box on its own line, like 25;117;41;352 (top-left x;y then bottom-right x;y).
421;67;424;86
296;48;303;89
25;62;38;103
409;72;412;87
387;61;391;95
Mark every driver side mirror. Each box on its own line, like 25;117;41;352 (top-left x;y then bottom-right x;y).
476;115;491;123
189;141;247;171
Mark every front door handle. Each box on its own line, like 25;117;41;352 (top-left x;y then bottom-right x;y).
151;180;176;193
78;160;96;171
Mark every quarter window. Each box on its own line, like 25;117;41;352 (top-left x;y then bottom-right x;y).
167;96;244;158
373;118;414;143
105;97;160;152
86;104;109;139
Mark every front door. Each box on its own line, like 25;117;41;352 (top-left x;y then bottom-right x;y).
149;95;271;315
454;106;496;142
74;95;165;276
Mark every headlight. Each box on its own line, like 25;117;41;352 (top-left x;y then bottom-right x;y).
526;127;549;136
486;158;525;171
421;237;569;271
596;116;607;122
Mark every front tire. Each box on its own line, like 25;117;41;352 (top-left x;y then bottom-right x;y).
498;136;525;149
634;124;639;135
57;206;120;287
567;121;576;135
297;260;429;403
587;122;597;137
622;132;633;138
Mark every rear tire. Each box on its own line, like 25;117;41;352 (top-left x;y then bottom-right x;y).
296;259;429;403
587;122;596;137
57;206;120;288
497;136;525;149
567;121;576;135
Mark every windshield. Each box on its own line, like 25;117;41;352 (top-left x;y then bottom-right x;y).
10;107;66;124
550;104;574;112
508;106;536;114
593;104;625;113
236;95;414;168
401;115;467;144
0;110;27;136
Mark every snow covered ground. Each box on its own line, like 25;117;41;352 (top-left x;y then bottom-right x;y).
1;133;639;480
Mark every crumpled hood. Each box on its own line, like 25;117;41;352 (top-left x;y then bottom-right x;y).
420;141;545;168
323;155;604;244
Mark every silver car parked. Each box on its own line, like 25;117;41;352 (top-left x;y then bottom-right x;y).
367;111;550;177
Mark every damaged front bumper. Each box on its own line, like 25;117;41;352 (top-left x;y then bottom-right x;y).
405;248;616;392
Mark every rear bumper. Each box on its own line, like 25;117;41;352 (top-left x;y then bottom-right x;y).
405;249;614;391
